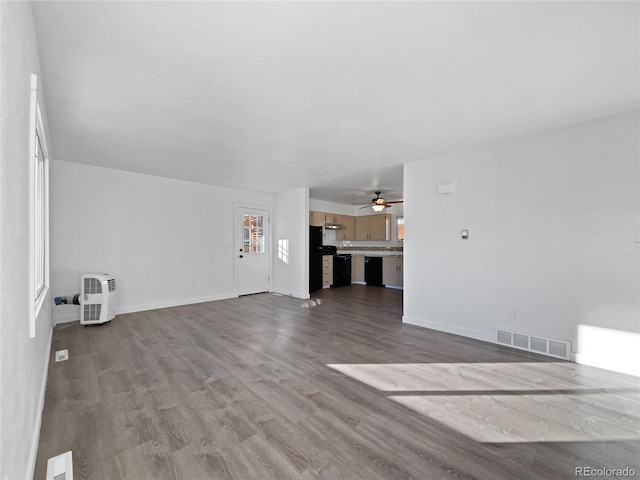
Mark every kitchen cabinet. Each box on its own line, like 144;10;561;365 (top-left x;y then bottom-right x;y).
322;255;333;288
325;213;340;224
310;211;356;240
336;215;355;240
310;211;325;227
351;255;365;283
383;256;403;287
369;215;390;240
355;216;369;240
355;214;391;241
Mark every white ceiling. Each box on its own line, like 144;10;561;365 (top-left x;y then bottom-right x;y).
31;1;639;205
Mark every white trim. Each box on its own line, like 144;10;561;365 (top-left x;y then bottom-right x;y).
271;289;309;300
52;305;80;325
27;322;53;480
28;73;37;337
55;293;247;323
116;293;238;315
28;73;50;338
402;315;494;343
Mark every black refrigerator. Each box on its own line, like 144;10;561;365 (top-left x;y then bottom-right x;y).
309;226;324;292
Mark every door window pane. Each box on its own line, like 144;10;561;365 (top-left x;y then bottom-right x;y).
243;214;265;254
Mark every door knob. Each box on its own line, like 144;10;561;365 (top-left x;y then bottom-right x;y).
239;255;244;258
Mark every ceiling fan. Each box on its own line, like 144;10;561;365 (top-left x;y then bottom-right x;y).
354;191;403;212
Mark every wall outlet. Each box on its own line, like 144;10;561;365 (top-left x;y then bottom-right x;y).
509;310;519;324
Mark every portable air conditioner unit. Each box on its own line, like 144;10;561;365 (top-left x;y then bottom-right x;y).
80;273;117;325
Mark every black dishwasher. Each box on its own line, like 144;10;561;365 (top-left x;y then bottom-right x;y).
332;254;352;287
364;256;383;286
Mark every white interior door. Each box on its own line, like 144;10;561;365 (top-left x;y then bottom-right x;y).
238;207;270;295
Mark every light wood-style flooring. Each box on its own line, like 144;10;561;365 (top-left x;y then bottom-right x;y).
35;285;640;479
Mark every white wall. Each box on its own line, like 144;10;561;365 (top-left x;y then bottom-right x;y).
273;188;309;298
51;160;274;319
403;112;640;375
0;3;54;478
309;199;358;217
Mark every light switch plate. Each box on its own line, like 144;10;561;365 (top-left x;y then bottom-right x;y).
437;183;455;194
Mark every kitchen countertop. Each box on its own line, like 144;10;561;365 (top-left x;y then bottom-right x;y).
336;250;403;256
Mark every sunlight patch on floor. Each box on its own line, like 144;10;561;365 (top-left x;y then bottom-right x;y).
327;362;640;443
326;362;638;392
390;392;640;443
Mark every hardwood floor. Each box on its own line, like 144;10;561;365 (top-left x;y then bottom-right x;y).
35;285;639;479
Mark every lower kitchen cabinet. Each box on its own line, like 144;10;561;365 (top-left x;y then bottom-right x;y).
351;255;365;283
322;255;333;288
382;255;403;288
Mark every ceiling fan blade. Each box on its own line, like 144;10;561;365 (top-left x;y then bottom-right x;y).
385;200;404;204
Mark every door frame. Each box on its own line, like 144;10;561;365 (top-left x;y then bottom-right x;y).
233;203;273;296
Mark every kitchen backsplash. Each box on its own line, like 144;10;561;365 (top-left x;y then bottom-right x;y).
322;228;403;248
336;246;404;252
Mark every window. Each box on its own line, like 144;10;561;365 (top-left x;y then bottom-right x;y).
29;74;49;336
397;217;404;241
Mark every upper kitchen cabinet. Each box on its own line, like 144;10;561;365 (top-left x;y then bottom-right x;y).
369;214;391;240
310;211;356;240
355;214;391;241
310;211;325;227
336;215;355;240
325;213;340;224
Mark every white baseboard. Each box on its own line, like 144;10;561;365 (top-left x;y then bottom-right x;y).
271;290;309;300
402;315;494;344
53;305;80;326
350;282;403;290
404;316;640;377
27;322;53;480
54;293;241;322
117;293;238;315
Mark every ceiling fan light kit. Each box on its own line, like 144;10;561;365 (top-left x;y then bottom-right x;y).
355;191;404;211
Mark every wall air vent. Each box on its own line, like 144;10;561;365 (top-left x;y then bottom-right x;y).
46;451;73;480
496;328;571;360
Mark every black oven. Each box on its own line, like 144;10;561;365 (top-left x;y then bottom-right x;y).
332;254;352;287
